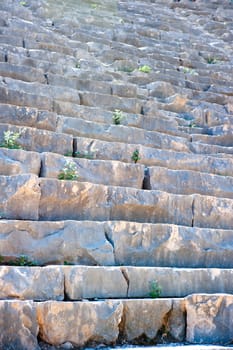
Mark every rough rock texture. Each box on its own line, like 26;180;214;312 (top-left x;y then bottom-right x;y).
41;152;144;189
0;174;40;220
0;300;39;350
186;294;233;344
64;266;128;300
37;300;123;346
0;220;114;266
0;266;64;301
0;148;41;176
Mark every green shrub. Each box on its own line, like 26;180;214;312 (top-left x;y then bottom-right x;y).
0;131;22;149
138;65;152;73
58;160;79;180
112;109;124;125
8;255;37;266
149;280;162;298
131;149;140;163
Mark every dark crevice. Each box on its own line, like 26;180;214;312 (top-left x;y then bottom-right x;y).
4;53;8;62
38;157;43;178
141;105;144;115
110;86;113;95
191;197;195;227
73;137;78;156
104;230;114;249
22;39;26;48
142;166;152;190
44;73;49;85
120;267;129;297
79;93;83;105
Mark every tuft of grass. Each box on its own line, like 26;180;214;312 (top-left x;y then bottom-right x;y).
206;56;218;64
58;160;79;180
149;280;162;298
0;131;22;149
8;255;37;266
112;109;124;125
138;65;152;73
131;149;140;163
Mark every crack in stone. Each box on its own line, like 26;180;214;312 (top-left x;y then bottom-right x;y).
120;267;129;298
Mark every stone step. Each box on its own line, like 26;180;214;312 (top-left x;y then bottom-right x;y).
0;62;46;83
149;166;233;199
191;133;233;148
74;136;233;175
0;220;232;268
41;152;144;189
1;294;233;349
0;123;73;155
1;265;233;301
58;117;190;153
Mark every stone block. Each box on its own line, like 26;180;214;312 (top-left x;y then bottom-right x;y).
0;62;46;83
0;300;39;350
186;294;233;344
41;153;144;189
0;148;41;176
37;300;123;346
64;266;128;300
0;220;114;266
0;174;40;220
39;179;193;225
106;222;233;268
194;194;233;229
0;266;64;301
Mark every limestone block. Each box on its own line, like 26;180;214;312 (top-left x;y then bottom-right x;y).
0;103;57;131
0;266;64;301
0;300;39;350
147;81;175;99
122;299;172;341
0;124;73;155
79;92;141;114
0;174;40;220
0;62;46;83
37;300;123;346
106;222;233;268
149;166;233;199
194;194;233;229
191;141;233;156
39;179;193;225
186;294;233;344
0;148;41;176
64;266;128;300
41;153;144;189
192;133;233;147
0;220;114;266
124;267;233;298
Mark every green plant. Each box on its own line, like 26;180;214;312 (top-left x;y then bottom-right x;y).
0;131;22;149
0;255;4;264
182;67;198;75
131;149;140;163
58;160;79;180
74;151;94;159
75;61;81;68
138;65;152;73
206;56;218;64
9;255;37;266
118;66;134;73
112;109;124;125
149;280;162;298
19;1;27;6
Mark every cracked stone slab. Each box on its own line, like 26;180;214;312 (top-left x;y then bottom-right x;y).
37;300;123;347
0;174;40;220
186;294;233;344
0;148;41;176
0;266;64;301
0;220;114;266
64;266;128;300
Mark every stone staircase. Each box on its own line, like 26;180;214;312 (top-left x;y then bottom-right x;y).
0;0;233;349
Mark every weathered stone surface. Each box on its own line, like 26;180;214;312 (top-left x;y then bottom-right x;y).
0;266;64;301
106;222;233;268
37;300;123;346
0;124;73;155
74;137;233;176
0;103;57;131
41;153;144;189
64;266;127;300
0;174;40;220
121;299;173;341
0;62;46;83
192;133;233;147
0;300;39;350
149;166;233;199
186;294;233;344
0;148;41;175
124;267;233;298
39;179;193;225
0;220;114;266
194;194;233;230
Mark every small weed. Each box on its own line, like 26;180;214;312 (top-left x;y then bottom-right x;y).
189;122;197;128
8;255;37;266
0;255;3;264
138;65;152;73
112;109;124;125
19;1;27;6
64;261;74;265
131;149;140;163
182;67;198;75
118;66;134;73
0;131;22;149
206;56;218;64
91;3;98;9
149;280;162;298
75;61;81;69
58;160;79;180
74;151;95;159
